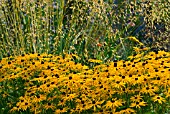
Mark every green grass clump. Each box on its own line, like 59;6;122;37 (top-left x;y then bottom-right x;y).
0;51;170;114
1;0;169;61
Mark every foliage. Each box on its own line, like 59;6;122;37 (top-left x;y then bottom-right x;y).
0;0;169;61
123;0;170;51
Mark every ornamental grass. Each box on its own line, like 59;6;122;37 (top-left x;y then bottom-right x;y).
0;51;170;114
1;0;169;60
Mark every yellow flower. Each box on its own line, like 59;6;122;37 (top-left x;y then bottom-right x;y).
115;108;135;114
152;95;166;104
30;104;42;114
44;103;56;110
130;101;147;108
9;107;19;113
140;85;157;96
64;93;77;101
55;107;68;114
85;99;104;111
123;108;136;114
105;98;123;110
112;80;126;89
128;36;144;46
130;94;143;102
88;59;102;63
16;100;31;111
83;65;89;70
31;94;46;103
133;46;149;53
0;75;6;83
133;47;141;53
165;87;170;98
57;99;66;106
71;54;80;60
131;75;144;85
73;99;87;113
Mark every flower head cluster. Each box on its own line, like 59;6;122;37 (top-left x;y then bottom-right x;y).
0;51;170;113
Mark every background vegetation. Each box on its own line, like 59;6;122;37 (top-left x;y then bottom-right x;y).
0;0;169;62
